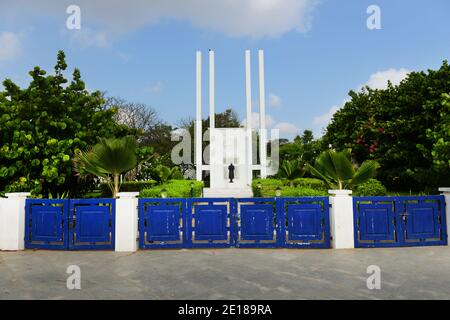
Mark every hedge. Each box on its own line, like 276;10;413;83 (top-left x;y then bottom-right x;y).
140;180;203;198
354;179;387;196
252;179;327;197
291;178;327;190
100;180;157;197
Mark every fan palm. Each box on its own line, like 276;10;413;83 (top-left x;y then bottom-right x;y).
279;159;305;187
73;136;139;198
307;149;379;190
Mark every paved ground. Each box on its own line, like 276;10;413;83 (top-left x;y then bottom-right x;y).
1;246;450;299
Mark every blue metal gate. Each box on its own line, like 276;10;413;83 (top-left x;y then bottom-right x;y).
278;197;331;249
235;198;279;248
25;199;115;250
353;196;447;248
138;197;330;249
186;198;235;248
139;198;186;249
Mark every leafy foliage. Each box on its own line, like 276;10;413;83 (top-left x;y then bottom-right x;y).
278;159;305;186
323;61;450;190
307;149;379;190
354;179;387;196
140;180;203;198
73;136;142;197
251;178;327;197
0;51;134;196
279;130;323;165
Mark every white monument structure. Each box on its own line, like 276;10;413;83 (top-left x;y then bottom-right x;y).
195;49;275;198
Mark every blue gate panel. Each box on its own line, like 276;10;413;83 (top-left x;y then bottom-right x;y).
359;204;395;241
75;206;111;243
139;199;186;249
406;203;440;240
25;199;69;250
31;206;65;243
240;204;274;241
287;204;323;241
69;199;115;250
146;206;180;242
194;205;228;241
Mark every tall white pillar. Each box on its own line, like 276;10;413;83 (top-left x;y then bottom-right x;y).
245;50;253;185
195;51;203;181
329;190;354;249
115;192;139;252
0;192;30;251
209;50;215;129
258;50;267;178
439;187;450;244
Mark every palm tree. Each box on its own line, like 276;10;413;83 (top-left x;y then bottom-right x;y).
307;149;379;190
279;159;305;187
73;136;140;198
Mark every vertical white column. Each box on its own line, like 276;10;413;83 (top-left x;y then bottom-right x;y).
329;190;354;249
115;192;139;252
258;49;267;178
439;187;450;244
0;192;30;251
245;50;253;185
195;51;203;181
209;50;215;129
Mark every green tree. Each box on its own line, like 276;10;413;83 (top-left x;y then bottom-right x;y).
279;159;305;187
73;136;141;198
323;61;450;191
307;149;379;190
0;51;135;196
279;130;323;165
421;93;450;172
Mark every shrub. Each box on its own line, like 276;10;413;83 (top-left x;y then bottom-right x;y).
100;180;157;197
140;180;203;198
252;178;327;197
252;179;283;197
291;178;327;190
354;179;387;196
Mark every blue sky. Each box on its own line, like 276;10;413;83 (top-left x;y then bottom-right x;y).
0;0;449;139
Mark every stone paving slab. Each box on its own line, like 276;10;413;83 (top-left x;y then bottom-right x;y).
1;247;450;299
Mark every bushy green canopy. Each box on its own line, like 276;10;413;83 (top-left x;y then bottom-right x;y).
323;61;450;191
0;51;136;196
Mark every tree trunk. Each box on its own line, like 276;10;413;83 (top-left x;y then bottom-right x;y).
113;174;119;198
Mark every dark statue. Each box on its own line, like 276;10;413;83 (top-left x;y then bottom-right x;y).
228;163;235;183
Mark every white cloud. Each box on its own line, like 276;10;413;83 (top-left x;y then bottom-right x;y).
268;93;282;108
2;0;319;38
242;112;298;139
273;122;299;136
363;68;410;90
0;32;22;61
147;81;164;94
68;28;109;48
313;105;339;127
244;112;276;129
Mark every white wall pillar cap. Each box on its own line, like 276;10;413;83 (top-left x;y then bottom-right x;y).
116;192;139;199
328;190;352;196
5;192;31;199
439;187;450;194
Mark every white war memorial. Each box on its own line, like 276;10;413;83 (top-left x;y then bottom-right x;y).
189;50;279;198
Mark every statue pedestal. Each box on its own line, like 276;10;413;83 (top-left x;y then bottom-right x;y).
203;187;253;198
